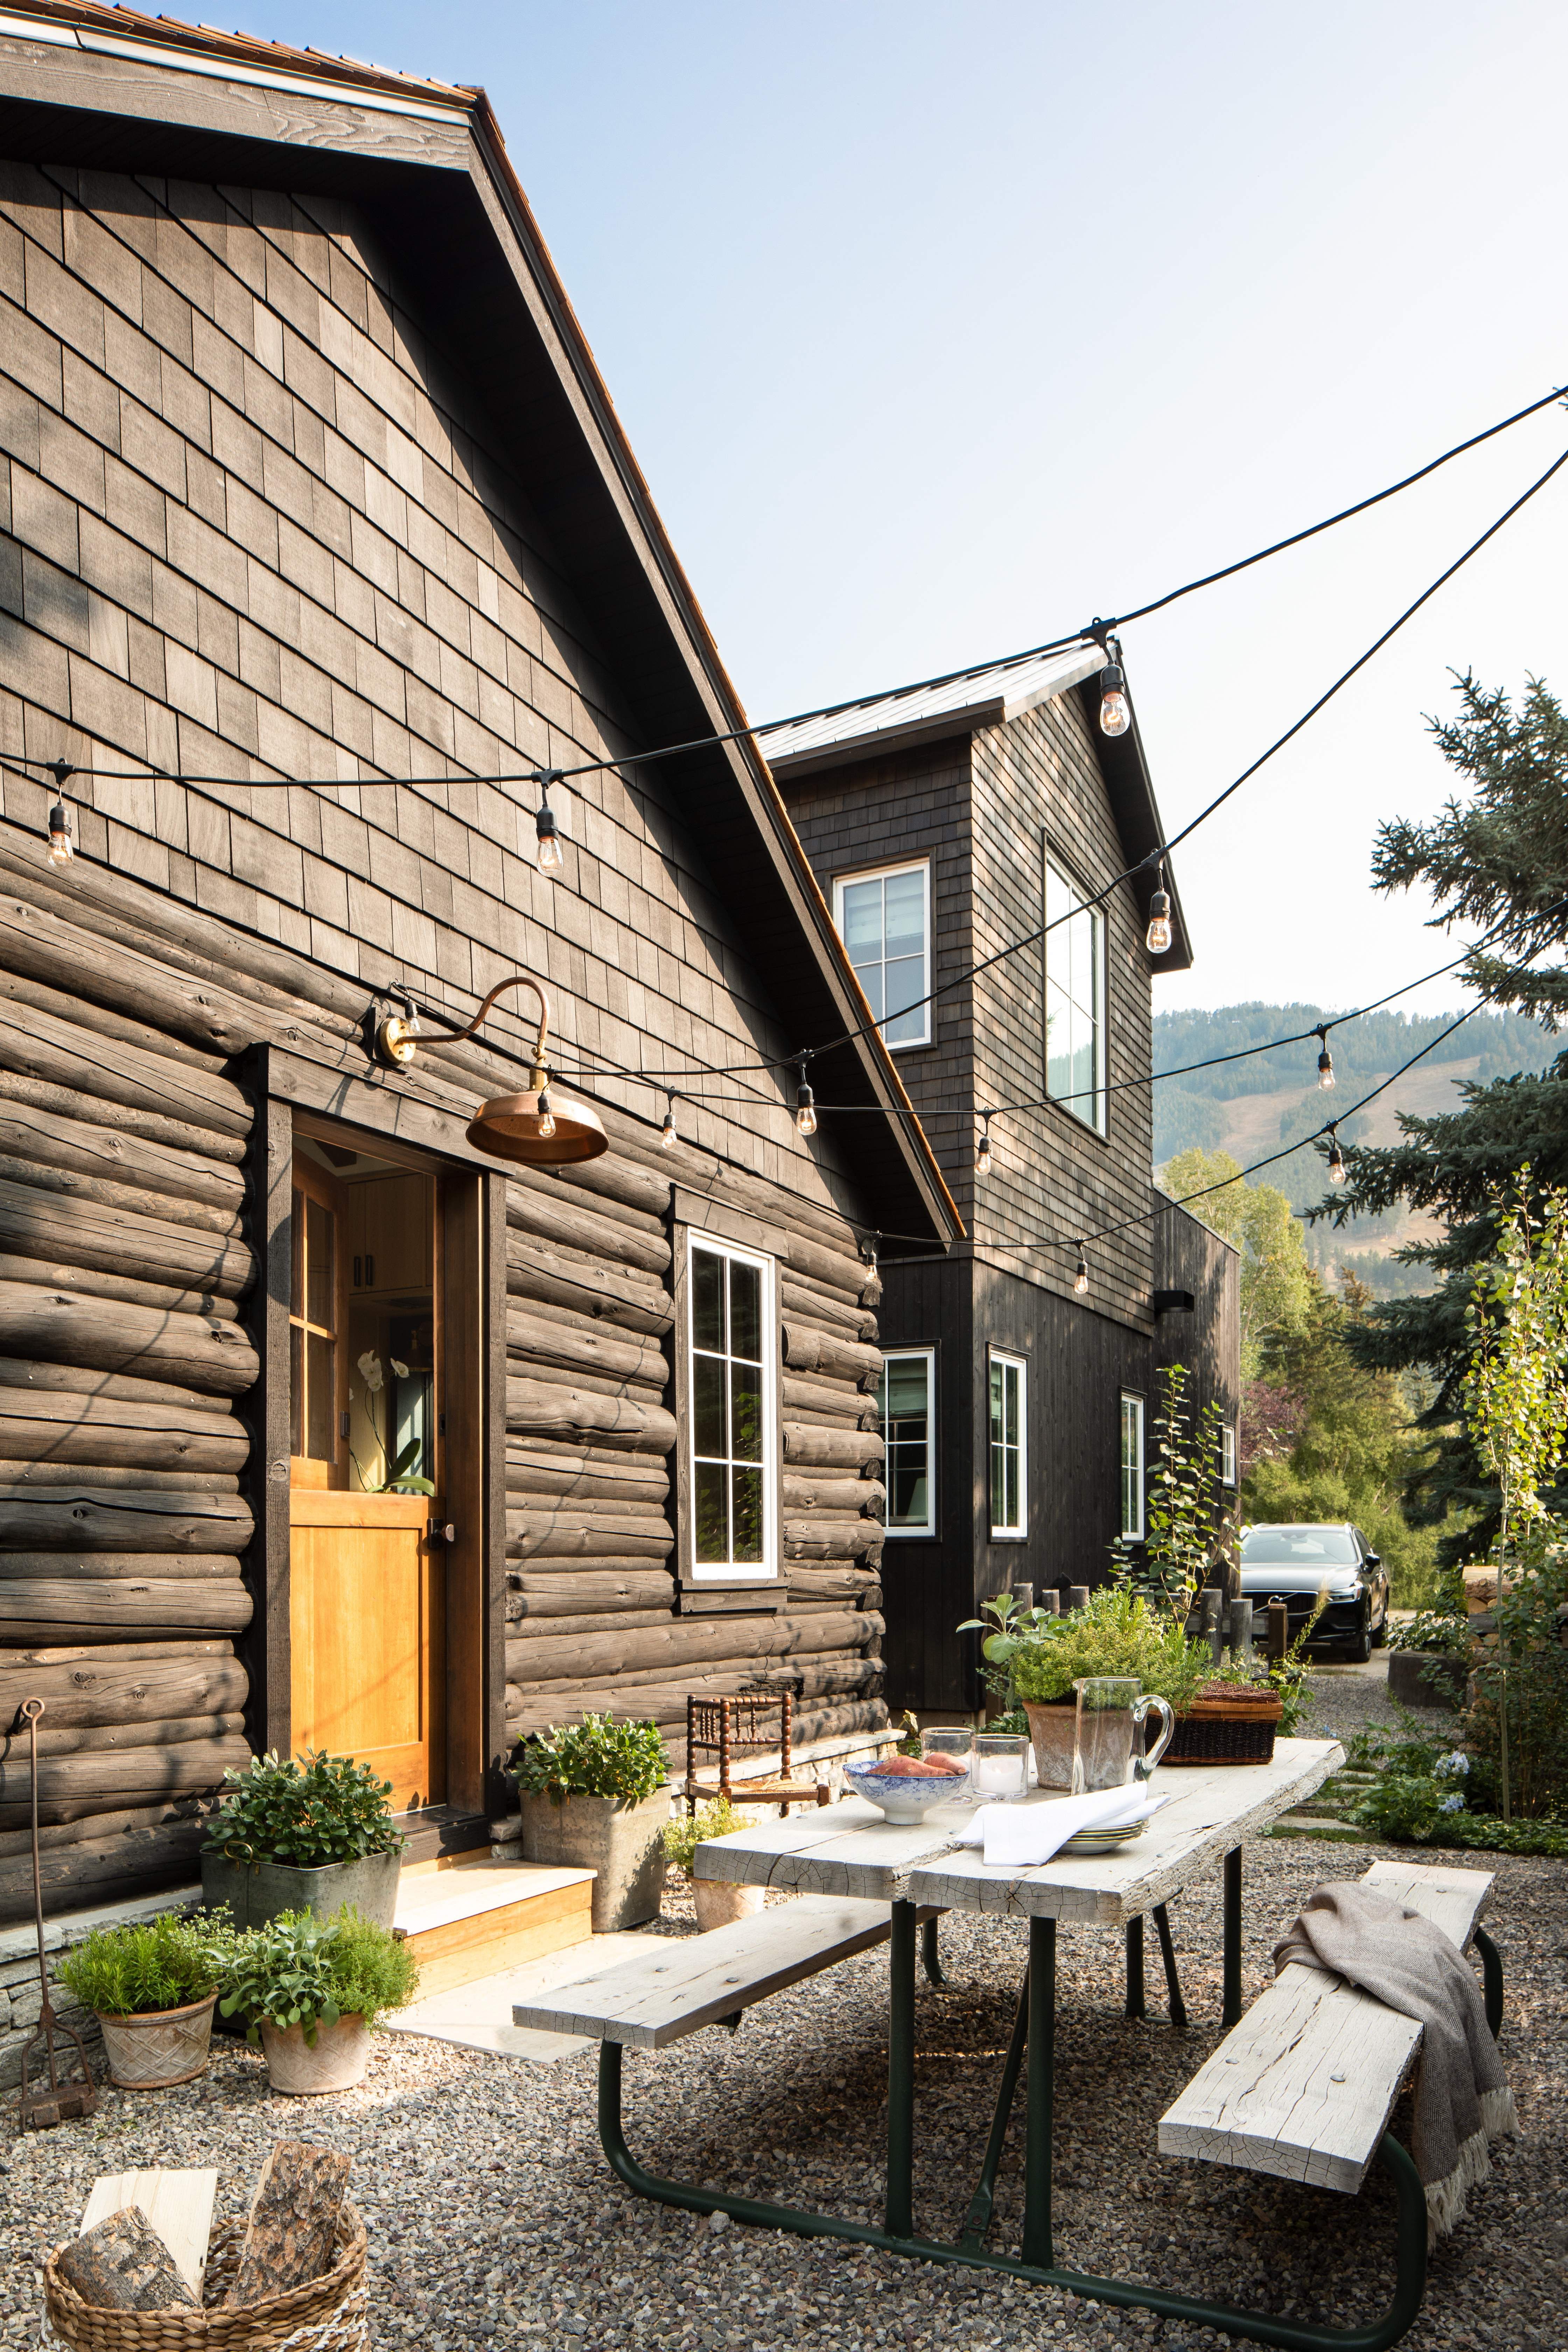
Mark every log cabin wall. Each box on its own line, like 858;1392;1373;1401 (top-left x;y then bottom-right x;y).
0;149;931;1923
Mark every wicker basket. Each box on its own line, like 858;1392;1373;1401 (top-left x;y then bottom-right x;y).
43;2204;367;2352
1163;1687;1283;1766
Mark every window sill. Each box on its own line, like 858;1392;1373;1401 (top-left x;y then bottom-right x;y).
677;1577;789;1615
988;1530;1029;1545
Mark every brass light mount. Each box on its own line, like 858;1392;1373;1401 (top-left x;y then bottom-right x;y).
449;971;608;1166
375;986;422;1069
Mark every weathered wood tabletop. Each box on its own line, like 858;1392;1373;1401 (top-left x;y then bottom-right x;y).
694;1738;1344;1918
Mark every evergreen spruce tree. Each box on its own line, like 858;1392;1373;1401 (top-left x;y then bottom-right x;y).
1319;672;1568;1549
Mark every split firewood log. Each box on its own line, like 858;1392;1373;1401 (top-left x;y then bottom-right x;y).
226;2142;351;2306
56;2206;197;2310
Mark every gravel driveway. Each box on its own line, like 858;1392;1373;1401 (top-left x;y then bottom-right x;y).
3;1699;1559;2352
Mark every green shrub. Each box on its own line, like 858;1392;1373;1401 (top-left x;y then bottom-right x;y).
514;1712;667;1803
203;1750;404;1868
58;1912;239;2018
218;1905;419;2046
663;1796;746;1878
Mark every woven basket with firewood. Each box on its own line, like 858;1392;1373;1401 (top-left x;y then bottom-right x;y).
1163;1681;1283;1766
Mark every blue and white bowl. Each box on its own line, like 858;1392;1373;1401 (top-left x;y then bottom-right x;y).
843;1757;970;1824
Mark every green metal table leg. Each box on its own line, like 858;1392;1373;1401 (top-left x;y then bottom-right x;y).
1223;1846;1243;2028
959;1968;1030;2251
1021;1914;1055;2270
1152;1902;1188;2029
597;2041;1429;2352
1474;1925;1503;2039
1125;1914;1146;2019
922;1913;946;1987
886;1898;917;2240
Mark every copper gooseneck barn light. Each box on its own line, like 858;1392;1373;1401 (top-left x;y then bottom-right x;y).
375;970;608;1165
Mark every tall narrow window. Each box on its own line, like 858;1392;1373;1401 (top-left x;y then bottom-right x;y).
289;1153;345;1488
1044;853;1107;1133
1120;1391;1145;1540
989;1350;1027;1539
688;1237;777;1580
1221;1417;1237;1489
878;1349;935;1536
833;860;931;1047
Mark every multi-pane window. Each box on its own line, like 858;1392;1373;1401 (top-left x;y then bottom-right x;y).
988;1350;1027;1538
878;1349;935;1536
833;861;931;1048
1221;1418;1237;1489
289;1162;341;1482
1044;854;1106;1133
1119;1392;1145;1540
688;1238;776;1579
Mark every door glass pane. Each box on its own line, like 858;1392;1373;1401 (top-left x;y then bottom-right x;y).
290;1187;304;1316
306;1198;334;1328
694;1461;727;1561
306;1329;335;1461
731;1466;763;1561
692;1248;724;1352
693;1354;727;1457
289;1321;304;1456
728;1260;762;1363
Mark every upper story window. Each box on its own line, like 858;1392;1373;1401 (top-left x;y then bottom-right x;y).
1220;1417;1237;1489
687;1236;777;1581
1119;1391;1145;1540
833;860;931;1048
1044;853;1107;1135
988;1349;1027;1539
878;1348;935;1536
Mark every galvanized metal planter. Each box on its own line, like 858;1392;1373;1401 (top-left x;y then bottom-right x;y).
200;1849;401;1932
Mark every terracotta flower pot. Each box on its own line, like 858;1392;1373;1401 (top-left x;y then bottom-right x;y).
98;1992;217;2089
692;1878;766;1932
1021;1700;1077;1791
259;2012;371;2095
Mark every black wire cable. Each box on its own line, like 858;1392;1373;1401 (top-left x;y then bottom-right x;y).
12;382;1563;802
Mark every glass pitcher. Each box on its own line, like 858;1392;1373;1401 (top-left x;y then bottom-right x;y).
1071;1676;1176;1795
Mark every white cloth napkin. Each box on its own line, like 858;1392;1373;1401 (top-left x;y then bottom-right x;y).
954;1783;1169;1868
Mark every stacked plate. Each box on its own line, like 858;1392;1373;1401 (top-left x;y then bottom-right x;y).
1059;1819;1148;1856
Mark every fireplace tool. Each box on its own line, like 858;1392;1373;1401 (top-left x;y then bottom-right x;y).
16;1696;97;2128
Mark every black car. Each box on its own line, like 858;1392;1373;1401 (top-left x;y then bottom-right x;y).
1238;1524;1390;1661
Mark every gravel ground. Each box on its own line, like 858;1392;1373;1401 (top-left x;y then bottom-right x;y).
4;1691;1559;2352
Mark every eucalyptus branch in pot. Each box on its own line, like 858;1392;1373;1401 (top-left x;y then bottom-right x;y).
352;1350;435;1494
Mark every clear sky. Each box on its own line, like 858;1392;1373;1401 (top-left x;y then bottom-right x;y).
257;0;1568;1021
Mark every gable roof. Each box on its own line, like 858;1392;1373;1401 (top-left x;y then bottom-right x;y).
763;640;1193;975
0;0;960;1242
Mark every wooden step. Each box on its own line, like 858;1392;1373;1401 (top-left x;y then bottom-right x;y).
393;1861;594;2000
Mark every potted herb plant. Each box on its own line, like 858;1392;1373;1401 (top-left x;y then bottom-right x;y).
1004;1588;1182;1786
57;1912;239;2090
663;1796;765;1930
219;1905;419;2094
201;1750;406;1932
515;1713;669;1930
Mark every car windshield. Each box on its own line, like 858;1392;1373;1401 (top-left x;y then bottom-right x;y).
1241;1527;1359;1566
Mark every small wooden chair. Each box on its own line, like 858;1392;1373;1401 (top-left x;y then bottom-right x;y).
684;1687;832;1816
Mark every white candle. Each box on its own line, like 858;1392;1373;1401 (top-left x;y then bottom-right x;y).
973;1754;1024;1798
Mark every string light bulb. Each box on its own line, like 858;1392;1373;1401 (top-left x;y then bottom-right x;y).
794;1060;817;1139
1145;863;1172;955
976;1117;993;1176
1316;1026;1335;1090
1074;1244;1090;1296
660;1095;678;1151
535;1088;556;1142
44;760;74;865
1326;1126;1347;1184
534;771;565;874
1098;658;1130;738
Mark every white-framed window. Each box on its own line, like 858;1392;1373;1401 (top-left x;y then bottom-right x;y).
877;1348;935;1536
1220;1417;1237;1489
1119;1391;1145;1540
832;860;931;1048
1044;853;1107;1134
687;1235;777;1581
988;1349;1027;1539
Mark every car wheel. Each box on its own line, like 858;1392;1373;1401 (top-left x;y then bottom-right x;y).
1352;1618;1373;1664
1371;1610;1388;1650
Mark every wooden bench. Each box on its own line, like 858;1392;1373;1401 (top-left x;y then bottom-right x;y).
512;1892;926;2048
1157;1858;1504;2348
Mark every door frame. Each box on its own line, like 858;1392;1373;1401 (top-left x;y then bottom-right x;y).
246;1045;509;1831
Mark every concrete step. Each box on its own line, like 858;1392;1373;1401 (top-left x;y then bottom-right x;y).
393;1856;594;2000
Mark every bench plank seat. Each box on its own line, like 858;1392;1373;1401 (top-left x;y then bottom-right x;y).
512;1894;902;2049
1158;1862;1494;2194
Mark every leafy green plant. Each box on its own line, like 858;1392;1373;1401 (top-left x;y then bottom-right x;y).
513;1712;667;1804
662;1796;746;1878
351;1349;435;1495
957;1590;1065;1709
203;1750;405;1868
58;1913;240;2018
1138;1363;1238;1624
218;1905;419;2046
1388;1564;1471;1656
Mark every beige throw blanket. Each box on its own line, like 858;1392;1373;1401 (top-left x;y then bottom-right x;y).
1273;1882;1516;2240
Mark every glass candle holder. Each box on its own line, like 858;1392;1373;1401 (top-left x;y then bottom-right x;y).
972;1733;1029;1802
